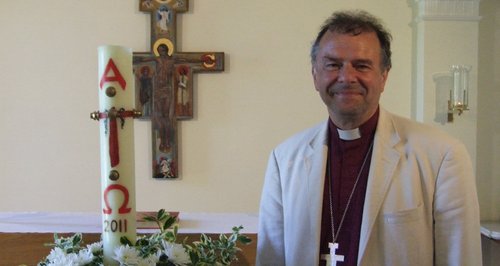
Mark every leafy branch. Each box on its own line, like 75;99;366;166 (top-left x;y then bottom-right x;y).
185;226;252;265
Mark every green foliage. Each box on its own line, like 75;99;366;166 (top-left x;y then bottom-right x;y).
141;209;178;234
120;209;179;258
131;209;251;265
184;225;252;265
38;209;251;266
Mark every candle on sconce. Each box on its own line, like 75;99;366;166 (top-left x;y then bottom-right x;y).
94;45;138;265
449;65;471;112
451;65;461;106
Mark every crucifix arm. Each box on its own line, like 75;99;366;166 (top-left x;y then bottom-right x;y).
173;52;224;72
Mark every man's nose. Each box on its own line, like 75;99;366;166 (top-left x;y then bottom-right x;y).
337;65;357;83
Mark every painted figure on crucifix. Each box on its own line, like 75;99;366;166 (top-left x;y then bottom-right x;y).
175;65;190;115
156;5;171;33
151;42;175;154
138;66;153;117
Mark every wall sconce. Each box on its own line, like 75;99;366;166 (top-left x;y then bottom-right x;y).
447;65;471;122
433;65;472;124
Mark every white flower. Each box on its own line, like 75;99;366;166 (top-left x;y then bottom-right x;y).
86;241;102;255
77;248;95;264
46;247;66;262
137;254;159;266
161;240;190;266
46;248;80;266
113;245;140;265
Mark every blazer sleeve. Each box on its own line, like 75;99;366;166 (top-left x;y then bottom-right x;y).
433;141;482;266
256;150;286;266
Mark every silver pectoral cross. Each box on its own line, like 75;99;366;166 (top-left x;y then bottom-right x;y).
321;242;344;266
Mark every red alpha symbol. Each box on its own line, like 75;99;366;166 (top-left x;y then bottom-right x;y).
102;184;132;214
99;58;127;90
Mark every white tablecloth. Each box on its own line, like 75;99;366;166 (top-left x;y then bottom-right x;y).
0;212;258;234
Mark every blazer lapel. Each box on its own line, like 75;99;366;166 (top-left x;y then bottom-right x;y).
358;109;402;261
303;122;329;260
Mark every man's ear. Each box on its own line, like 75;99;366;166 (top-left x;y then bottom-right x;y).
312;66;320;91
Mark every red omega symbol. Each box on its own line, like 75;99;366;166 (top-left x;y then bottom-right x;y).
102;184;132;214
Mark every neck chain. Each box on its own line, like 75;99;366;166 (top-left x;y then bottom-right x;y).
328;141;373;244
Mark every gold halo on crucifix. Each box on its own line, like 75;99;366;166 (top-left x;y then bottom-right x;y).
153;38;174;56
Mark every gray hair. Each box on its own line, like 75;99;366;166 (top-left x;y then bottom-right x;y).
310;10;392;70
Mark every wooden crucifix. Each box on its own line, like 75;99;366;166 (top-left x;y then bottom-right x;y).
133;0;224;179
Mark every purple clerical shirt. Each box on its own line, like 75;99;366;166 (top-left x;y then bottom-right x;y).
319;109;378;266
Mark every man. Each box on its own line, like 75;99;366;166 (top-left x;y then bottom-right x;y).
256;10;482;266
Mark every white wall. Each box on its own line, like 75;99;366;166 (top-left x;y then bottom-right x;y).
477;0;500;222
2;0;471;214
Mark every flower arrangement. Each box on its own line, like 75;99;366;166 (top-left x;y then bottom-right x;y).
38;209;252;266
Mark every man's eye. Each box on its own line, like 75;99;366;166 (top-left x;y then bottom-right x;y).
356;64;370;71
325;63;341;70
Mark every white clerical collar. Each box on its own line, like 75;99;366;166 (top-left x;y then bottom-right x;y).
337;128;361;140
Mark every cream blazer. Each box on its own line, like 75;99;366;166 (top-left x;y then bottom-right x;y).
256;108;482;266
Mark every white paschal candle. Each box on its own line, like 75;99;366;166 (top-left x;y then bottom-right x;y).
97;45;137;265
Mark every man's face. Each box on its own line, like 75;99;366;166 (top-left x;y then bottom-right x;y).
312;30;389;128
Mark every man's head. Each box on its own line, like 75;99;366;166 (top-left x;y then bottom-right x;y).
311;10;392;129
311;10;392;71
